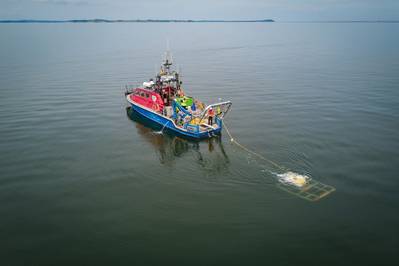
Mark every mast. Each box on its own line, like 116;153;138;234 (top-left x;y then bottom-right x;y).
162;50;173;74
161;40;173;75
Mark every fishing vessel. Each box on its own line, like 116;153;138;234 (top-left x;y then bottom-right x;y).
125;51;232;140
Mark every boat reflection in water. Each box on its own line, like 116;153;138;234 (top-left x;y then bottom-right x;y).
126;107;230;172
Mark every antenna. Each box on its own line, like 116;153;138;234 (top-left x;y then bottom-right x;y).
164;39;172;63
162;40;173;74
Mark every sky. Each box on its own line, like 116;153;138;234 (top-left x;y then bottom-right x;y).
1;0;398;21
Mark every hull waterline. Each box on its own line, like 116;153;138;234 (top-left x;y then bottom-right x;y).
128;101;222;140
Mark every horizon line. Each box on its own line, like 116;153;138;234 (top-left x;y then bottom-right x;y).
1;19;398;24
0;19;275;23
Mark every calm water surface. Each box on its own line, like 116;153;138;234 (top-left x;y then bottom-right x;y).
0;23;398;265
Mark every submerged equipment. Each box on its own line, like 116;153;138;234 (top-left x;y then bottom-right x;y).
222;121;335;202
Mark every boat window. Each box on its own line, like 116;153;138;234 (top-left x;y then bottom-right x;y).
140;92;145;97
145;93;150;98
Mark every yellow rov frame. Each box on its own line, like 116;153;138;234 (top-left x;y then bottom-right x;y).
277;179;336;202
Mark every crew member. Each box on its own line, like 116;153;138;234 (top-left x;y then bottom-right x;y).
162;89;169;106
208;107;215;126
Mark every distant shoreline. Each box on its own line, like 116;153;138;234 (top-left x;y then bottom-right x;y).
0;19;275;24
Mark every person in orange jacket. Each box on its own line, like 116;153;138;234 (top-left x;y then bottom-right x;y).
208;107;215;126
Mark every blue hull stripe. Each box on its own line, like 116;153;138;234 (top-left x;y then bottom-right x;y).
127;97;221;139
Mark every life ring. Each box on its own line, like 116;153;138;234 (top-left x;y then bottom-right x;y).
152;103;160;112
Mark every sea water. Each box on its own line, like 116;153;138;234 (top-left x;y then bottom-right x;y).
0;22;398;265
